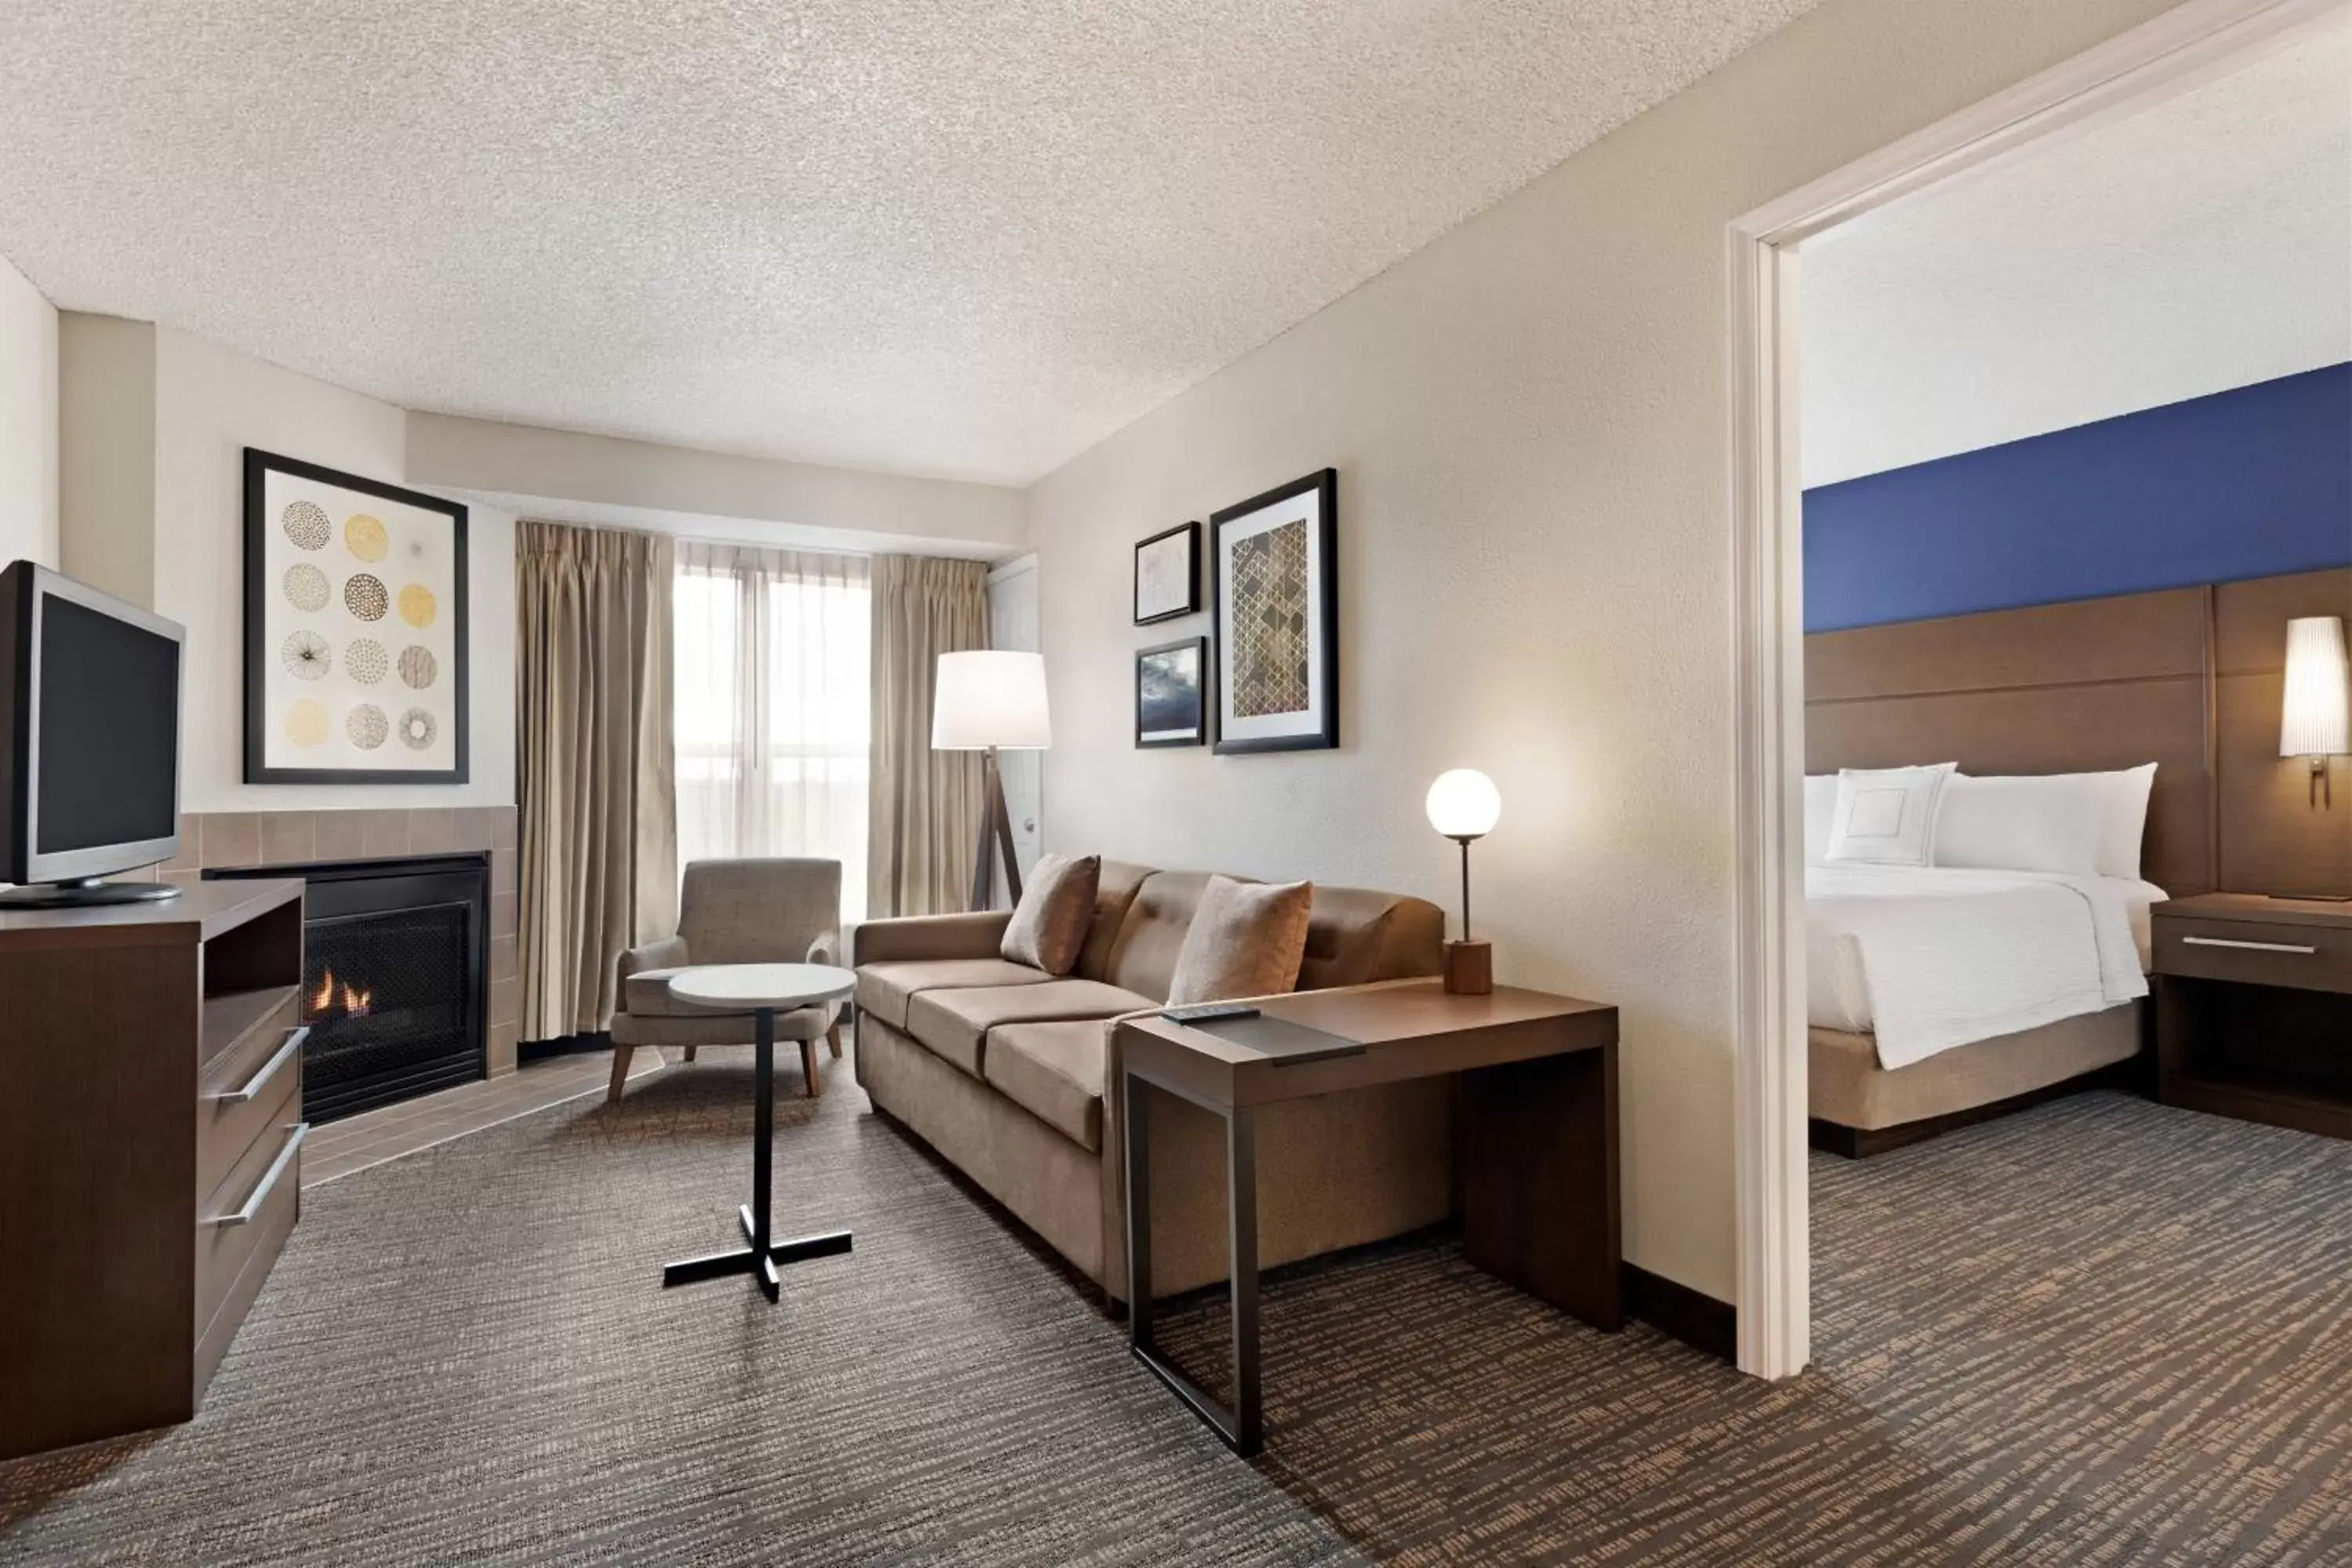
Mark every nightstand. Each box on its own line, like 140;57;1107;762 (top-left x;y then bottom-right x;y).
2151;893;2352;1141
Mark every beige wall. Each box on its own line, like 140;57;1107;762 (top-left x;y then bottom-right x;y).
1023;0;2177;1302
59;313;156;604
151;328;519;813
407;412;1026;558
54;320;519;815
0;253;58;570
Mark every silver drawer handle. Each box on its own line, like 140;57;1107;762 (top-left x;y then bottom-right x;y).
205;1122;309;1228
2180;935;2318;956
205;1026;308;1105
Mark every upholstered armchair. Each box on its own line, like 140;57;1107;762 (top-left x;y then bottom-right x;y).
608;858;845;1104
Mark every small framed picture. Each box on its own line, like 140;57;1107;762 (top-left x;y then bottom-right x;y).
1136;637;1209;748
1211;468;1337;754
1133;521;1201;624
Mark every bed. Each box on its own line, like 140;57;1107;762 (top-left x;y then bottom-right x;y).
1804;861;2161;1156
1801;584;2218;1156
1802;569;2351;1155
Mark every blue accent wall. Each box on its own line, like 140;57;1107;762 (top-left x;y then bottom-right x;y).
1802;362;2352;632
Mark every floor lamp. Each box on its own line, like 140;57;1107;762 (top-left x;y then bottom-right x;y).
932;650;1051;911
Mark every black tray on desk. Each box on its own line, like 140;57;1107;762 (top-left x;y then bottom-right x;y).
1176;1011;1366;1066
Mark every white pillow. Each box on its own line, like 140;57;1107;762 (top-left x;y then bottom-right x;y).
1934;774;2107;876
1804;775;1836;866
1826;764;1955;867
2079;764;2157;880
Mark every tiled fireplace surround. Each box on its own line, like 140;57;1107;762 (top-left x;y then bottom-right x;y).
122;806;522;1076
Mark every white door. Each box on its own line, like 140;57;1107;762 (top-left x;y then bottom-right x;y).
987;556;1043;891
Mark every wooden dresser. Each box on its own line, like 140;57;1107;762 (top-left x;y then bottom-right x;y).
0;879;307;1460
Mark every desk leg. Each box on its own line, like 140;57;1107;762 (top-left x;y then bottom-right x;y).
663;1005;853;1301
1125;1071;1264;1457
1124;1066;1153;1349
1227;1105;1261;1454
1461;1044;1622;1330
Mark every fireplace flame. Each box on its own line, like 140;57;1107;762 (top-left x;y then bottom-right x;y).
307;968;372;1019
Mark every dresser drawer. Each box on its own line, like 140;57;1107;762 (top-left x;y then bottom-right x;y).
195;1112;306;1338
2154;916;2352;996
197;1001;306;1203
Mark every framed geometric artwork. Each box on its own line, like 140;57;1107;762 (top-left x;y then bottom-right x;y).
1210;468;1337;754
1135;636;1208;748
243;448;469;784
1134;520;1201;624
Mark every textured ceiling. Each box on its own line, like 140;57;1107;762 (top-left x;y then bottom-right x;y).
1798;13;2352;488
0;0;1822;486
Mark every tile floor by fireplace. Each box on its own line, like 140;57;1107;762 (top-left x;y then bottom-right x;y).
299;1049;662;1187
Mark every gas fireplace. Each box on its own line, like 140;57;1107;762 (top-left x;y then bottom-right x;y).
208;853;488;1122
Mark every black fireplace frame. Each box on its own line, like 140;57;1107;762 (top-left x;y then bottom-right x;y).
205;853;489;1120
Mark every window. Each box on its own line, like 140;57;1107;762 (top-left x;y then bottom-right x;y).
673;543;871;921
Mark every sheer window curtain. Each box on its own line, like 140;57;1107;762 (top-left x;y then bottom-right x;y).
673;543;873;921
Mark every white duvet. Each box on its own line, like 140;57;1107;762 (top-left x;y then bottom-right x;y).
1806;866;2165;1070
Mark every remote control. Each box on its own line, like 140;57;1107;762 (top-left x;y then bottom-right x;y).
1160;1002;1261;1024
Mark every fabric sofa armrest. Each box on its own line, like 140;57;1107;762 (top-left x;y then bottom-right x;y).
617;933;690;994
806;929;841;967
851;911;1013;966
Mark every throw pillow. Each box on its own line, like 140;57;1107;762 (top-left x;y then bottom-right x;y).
999;853;1101;975
1165;876;1315;1005
1826;763;1955;868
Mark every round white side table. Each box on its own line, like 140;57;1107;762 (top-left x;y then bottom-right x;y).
658;963;856;1304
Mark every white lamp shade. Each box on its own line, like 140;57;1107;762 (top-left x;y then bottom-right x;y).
932;650;1052;750
2281;615;2350;757
1425;768;1501;839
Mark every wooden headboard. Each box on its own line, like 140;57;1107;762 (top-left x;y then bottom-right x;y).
1806;567;2352;898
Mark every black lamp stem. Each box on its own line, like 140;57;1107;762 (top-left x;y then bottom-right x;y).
1455;835;1473;941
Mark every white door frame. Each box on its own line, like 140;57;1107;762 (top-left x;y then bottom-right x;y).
1726;0;2346;1379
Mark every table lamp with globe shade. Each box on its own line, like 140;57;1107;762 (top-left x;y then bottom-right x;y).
1425;768;1501;994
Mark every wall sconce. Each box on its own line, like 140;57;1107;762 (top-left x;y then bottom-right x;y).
2281;615;2349;809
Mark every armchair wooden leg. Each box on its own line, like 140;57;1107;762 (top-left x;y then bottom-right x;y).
607;1043;635;1105
826;1019;843;1059
800;1038;822;1098
682;1045;698;1063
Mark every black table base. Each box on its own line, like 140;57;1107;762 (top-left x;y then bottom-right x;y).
662;1003;852;1303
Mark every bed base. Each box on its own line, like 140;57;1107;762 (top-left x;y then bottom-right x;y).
1809;1059;2143;1159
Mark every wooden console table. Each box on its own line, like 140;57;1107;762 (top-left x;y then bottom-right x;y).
0;879;309;1460
1116;979;1620;1456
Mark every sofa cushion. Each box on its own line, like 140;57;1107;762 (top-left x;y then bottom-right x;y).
1166;876;1313;1005
1073;861;1155;983
856;958;1053;1031
984;1020;1109;1151
1000;852;1101;975
905;979;1154;1077
1098;870;1214;1002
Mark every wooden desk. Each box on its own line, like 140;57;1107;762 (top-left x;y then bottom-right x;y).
1116;979;1620;1455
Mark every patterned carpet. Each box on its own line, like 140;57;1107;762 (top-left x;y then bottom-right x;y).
1;1066;2346;1565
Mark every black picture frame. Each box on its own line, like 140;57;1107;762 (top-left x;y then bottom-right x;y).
1135;636;1210;749
1133;519;1202;625
1210;468;1338;754
243;447;470;785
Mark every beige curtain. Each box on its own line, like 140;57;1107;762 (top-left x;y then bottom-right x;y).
517;521;677;1039
868;555;988;917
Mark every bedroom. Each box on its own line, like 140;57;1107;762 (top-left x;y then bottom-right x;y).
1790;8;2350;1355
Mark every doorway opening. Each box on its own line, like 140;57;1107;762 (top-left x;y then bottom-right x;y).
1728;0;2350;1379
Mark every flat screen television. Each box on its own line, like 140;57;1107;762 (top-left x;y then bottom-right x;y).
0;561;185;907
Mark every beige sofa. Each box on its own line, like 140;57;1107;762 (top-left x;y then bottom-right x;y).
851;862;1450;1301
